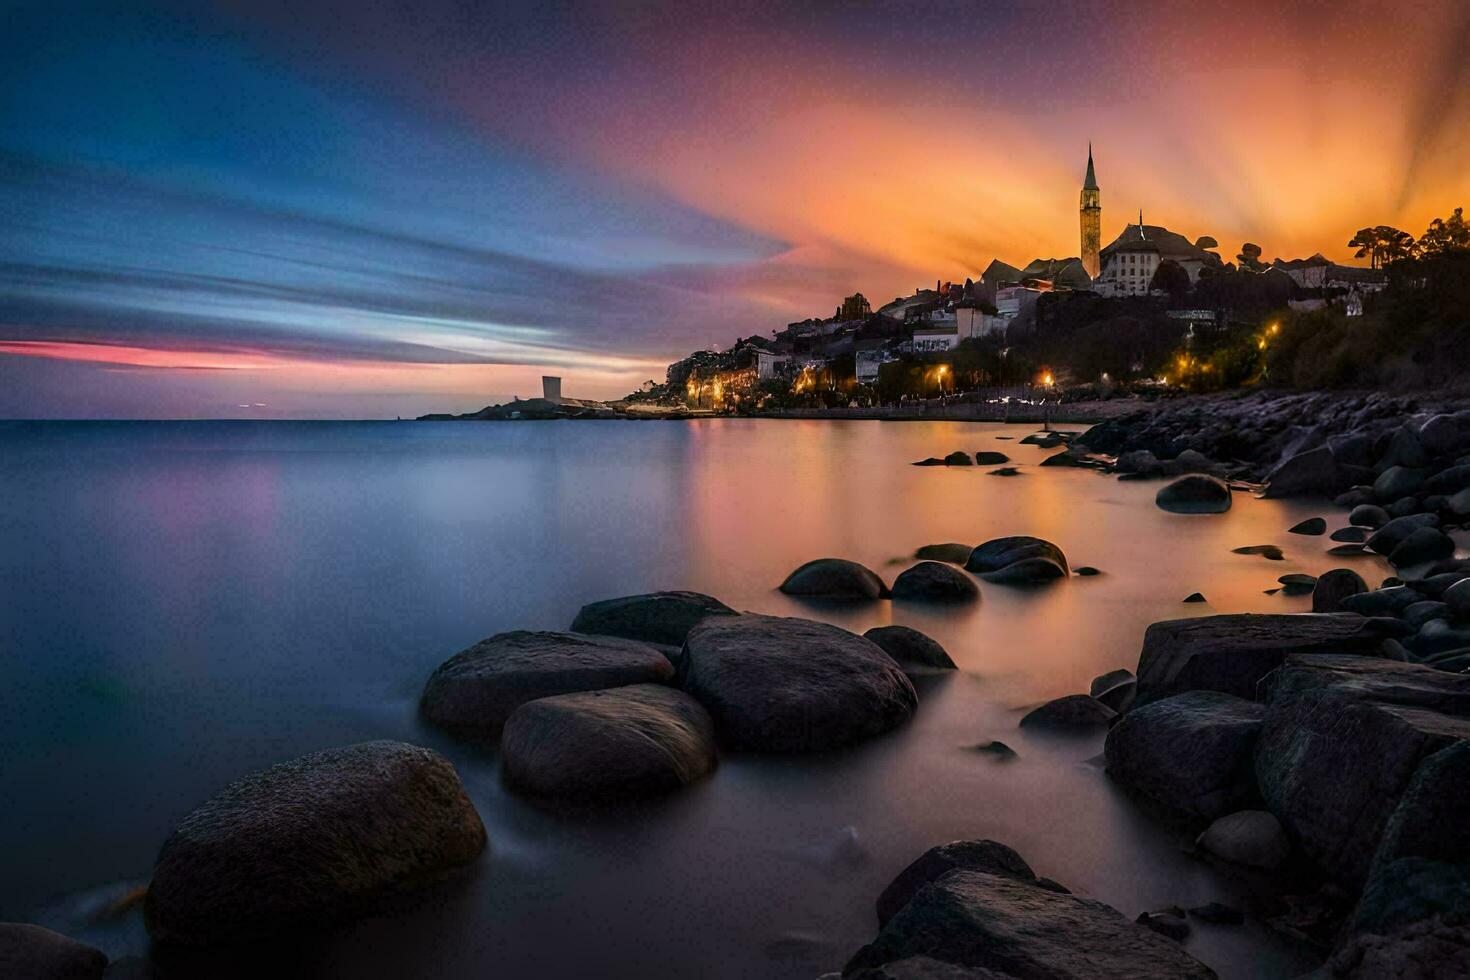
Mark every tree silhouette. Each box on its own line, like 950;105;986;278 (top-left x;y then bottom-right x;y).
1350;225;1417;269
1236;243;1265;272
1420;208;1470;255
1149;259;1191;300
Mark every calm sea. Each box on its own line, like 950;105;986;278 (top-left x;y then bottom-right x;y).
0;419;1350;978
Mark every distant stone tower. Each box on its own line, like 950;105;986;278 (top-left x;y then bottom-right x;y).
1079;144;1101;279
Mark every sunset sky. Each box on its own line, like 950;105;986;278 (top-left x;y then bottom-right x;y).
4;0;1469;418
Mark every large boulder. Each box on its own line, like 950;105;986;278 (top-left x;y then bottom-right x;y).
1134;613;1404;707
1104;691;1263;820
843;870;1216;979
1312;568;1369;613
1427;464;1470;495
1418;412;1470;457
1367;513;1440;555
1339;586;1427;617
1389;527;1456;568
0;924;107;979
1264;446;1345;497
1155;475;1231;514
780;558;891;599
569;591;736;647
1375;466;1427;502
964;537;1068;584
500;684;716;799
678;614;916;752
892;562;980;602
1256;656;1470;884
421;630;674;733
865;626;957;671
914;543;975;565
1195;810;1291;870
876;840;1037;927
145;741;487;946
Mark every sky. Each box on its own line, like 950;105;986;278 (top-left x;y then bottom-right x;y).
2;0;1468;418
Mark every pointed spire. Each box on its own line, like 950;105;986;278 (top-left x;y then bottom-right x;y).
1083;142;1098;190
1138;209;1145;238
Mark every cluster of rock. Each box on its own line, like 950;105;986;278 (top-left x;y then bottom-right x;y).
914;451;1011;467
827;839;1218;978
778;540;1074;606
1094;612;1470;976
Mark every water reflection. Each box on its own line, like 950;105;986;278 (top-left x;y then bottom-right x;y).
0;420;1362;978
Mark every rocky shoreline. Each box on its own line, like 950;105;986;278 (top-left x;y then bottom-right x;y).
7;393;1470;979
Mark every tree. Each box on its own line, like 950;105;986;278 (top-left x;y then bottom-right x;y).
1236;243;1265;271
1349;225;1417;269
1149;259;1191;301
1419;207;1470;255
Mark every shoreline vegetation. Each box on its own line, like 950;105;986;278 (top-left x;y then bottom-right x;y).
10;396;1470;979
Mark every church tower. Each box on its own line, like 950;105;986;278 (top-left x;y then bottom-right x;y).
1079;144;1101;279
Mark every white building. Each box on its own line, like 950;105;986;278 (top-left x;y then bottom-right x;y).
755;350;791;380
912;324;960;353
1096;219;1221;296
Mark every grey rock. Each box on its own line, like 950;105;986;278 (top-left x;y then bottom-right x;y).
843;870;1216;979
1450;486;1470;517
1019;695;1115;732
145;741;487;946
1389;527;1455;567
1404;601;1451;630
0;923;107;980
1418;412;1470;457
1375;466;1427;502
876;840;1037;927
1446;579;1470;619
421;630;674;733
1196;810;1291;870
570;591;737;647
1367;513;1440;555
1427;464;1470;495
1386;496;1423;518
1264;446;1343;498
1350;504;1391;528
865;625;957;671
1340;586;1427;617
1156;475;1231;514
679;614;916;752
1115;449;1163;476
979;557;1068;585
501;684;716;799
1312;568;1369;613
780;558;891;600
892;562;980;602
1090;668;1137;714
1104;691;1263;820
1381;425;1430;470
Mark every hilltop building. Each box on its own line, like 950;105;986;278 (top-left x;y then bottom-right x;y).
1080;145;1101;278
1096;215;1222;296
836;292;872;321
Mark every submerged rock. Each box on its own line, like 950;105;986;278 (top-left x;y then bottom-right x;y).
943;451;974;466
1289;517;1327;536
1232;545;1284;560
843;869;1216;979
875;840;1037;927
1183;592;1207;603
421;630;674;733
913;543;974;565
1277;573;1318;596
145;741;487;946
780;558;891;600
865;626;956;671
1331;526;1371;543
1104;691;1263;820
501;684;716;799
987;467;1021;477
569;591;737;647
1350;504;1391;528
0;923;107;979
973;451;1010;465
892;562;980;602
1156;475;1231;514
965;536;1068;584
1019;695;1115;732
679;614;916;752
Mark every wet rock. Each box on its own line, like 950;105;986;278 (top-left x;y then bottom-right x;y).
876;840;1037;927
1183;592;1206;603
1336;486;1376;508
679;614;916;752
1134;613;1406;706
1340;586;1426;617
967;741;1017;760
1418;412;1470;457
780;558;891;600
1090;668;1137;714
1350;504;1391;528
1232;545;1284;560
865;625;957;671
1386;496;1422;518
1188;902;1244;925
1020;431;1066;448
1380;425;1431;470
944;451;974;466
965;537;1068;584
1104;691;1263;820
1156;475;1231;514
1073;566;1101;576
1163;449;1219;477
914;543;974;565
1427;464;1470;495
421;630;674;733
1446;579;1470;619
1366;513;1440;555
1256;655;1470;884
1289;517;1327;535
570;591;737;648
1389;527;1455;567
973;452;1010;465
1420;573;1470;599
1450;487;1470;517
1374;466;1427;502
1408;620;1470;658
1330;431;1378;468
1115;449;1163;476
892;562;981;602
1264;446;1344;498
1196;810;1292;870
0;923;107;979
914;458;945;467
1312;568;1369;613
1331;526;1370;543
1404;601;1450;630
1327;543;1370;557
1278;573;1317;596
1136;910;1190;940
843;869;1216;979
501;684;716;799
1019;695;1115;732
987;467;1021;477
145;741;487;946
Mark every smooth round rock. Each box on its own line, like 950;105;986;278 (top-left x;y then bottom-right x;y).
973;451;1010;465
0;923;107;980
864;625;956;670
913;543;973;565
1019;695;1115;732
1289;517;1327;536
892;562;980;602
1331;526;1370;543
421;630;674;733
1196;810;1291;870
1388;527;1455;567
1445;579;1470;619
965;536;1069;585
876;840;1037;927
145;741;487;946
779;558;890;599
679;614;916;752
569;591;736;647
501;684;716;799
1350;504;1391;528
1156;475;1232;514
1312;568;1369;613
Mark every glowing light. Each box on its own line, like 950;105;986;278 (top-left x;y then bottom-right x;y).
1040;371;1054;386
